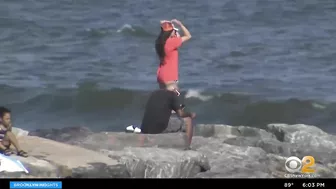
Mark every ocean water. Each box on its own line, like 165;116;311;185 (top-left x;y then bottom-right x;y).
0;0;336;133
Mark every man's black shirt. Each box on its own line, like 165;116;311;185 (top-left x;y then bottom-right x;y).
141;89;180;134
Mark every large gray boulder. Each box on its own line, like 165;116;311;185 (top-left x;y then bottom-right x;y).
195;124;336;177
101;147;209;178
1;132;209;178
266;123;336;170
26;123;336;178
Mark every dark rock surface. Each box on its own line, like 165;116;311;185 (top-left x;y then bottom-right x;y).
2;123;335;178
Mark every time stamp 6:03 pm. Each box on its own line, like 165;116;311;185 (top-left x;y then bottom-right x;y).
284;182;326;188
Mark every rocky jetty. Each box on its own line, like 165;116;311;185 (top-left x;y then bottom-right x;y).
1;123;335;178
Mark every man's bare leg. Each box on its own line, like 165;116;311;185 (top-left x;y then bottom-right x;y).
183;117;193;149
137;134;156;147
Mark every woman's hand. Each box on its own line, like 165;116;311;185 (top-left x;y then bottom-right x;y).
171;19;182;26
171;19;191;42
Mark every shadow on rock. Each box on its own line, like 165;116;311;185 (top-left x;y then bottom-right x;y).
72;163;130;178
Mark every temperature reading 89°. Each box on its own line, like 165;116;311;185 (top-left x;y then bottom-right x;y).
284;183;294;187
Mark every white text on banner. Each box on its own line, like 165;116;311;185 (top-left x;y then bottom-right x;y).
10;181;62;189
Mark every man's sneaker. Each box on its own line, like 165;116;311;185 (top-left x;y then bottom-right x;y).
125;125;136;133
125;125;141;133
134;127;141;133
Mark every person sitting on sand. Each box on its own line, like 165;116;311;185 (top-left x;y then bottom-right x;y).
138;84;196;149
0;107;28;157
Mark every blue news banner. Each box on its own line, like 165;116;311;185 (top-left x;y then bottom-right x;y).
9;181;62;189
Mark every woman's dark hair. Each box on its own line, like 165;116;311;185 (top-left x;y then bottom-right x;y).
155;29;173;60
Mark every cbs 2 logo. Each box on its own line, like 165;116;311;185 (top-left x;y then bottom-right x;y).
285;156;315;173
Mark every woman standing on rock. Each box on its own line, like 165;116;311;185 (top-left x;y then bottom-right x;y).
155;19;192;92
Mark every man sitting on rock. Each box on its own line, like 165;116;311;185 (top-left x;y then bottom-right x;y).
138;83;196;149
0;107;28;157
